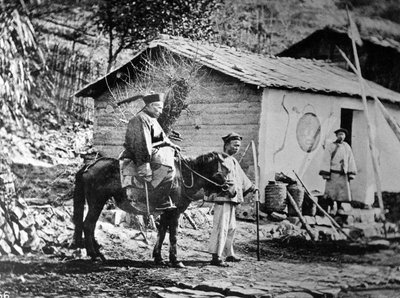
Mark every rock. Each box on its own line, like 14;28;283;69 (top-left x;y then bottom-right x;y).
317;287;342;298
19;230;29;246
287;217;301;226
3;223;15;243
271;212;287;221
12;206;24;220
195;280;233;293
0;239;12;254
12;244;24;256
303;216;316;226
162;286;225;297
315;215;332;227
275;292;313;298
351;222;384;238
226;286;271;297
367;239;390;249
112;210;125;226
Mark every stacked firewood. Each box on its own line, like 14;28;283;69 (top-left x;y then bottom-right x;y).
0;153;74;257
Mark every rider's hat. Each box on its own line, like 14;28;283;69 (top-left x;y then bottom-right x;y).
222;132;243;143
143;92;165;105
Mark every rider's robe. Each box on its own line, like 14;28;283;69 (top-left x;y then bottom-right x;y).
119;110;175;204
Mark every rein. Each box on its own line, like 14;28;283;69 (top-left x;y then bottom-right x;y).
176;152;229;191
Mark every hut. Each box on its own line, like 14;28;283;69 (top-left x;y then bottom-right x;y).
278;26;400;93
75;35;400;206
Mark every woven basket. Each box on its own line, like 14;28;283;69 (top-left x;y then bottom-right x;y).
302;192;316;216
264;181;287;213
287;183;305;216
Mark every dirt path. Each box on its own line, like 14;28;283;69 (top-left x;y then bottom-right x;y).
1;213;400;297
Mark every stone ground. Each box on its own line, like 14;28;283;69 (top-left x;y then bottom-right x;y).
1;210;400;298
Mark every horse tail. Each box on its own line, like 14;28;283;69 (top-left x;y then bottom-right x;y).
72;166;86;231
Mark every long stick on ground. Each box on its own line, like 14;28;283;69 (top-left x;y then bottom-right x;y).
293;171;358;242
251;140;261;261
287;192;317;241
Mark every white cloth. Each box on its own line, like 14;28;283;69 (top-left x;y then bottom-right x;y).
320;141;357;202
208;203;236;257
320;142;357;176
208;156;253;204
119;146;176;189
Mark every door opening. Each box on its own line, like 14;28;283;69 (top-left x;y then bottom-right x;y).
340;108;353;146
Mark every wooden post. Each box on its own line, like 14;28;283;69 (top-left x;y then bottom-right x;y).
287;192;317;241
336;47;387;232
346;16;386;228
293;171;358;242
251;141;261;261
337;47;400;143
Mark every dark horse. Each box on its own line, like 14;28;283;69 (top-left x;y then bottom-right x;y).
71;151;236;267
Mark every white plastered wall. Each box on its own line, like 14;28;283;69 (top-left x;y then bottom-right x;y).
257;88;400;204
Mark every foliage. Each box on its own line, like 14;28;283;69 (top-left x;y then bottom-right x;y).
379;4;400;24
94;0;222;71
109;50;203;133
0;1;46;125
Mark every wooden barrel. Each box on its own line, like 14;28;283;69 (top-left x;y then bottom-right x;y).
263;181;287;213
287;183;305;216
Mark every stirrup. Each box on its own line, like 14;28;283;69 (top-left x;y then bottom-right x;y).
155;197;177;211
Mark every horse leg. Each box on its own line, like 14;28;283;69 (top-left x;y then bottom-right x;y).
168;211;185;268
84;197;105;261
152;213;168;265
71;168;86;249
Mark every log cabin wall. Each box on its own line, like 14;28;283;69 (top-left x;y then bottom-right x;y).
92;69;262;180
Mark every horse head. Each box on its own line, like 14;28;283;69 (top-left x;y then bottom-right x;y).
194;152;237;198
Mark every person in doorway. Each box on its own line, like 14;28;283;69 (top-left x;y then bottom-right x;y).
119;92;180;211
319;128;357;213
208;132;257;267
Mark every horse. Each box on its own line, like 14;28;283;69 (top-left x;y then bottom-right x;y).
71;151;236;267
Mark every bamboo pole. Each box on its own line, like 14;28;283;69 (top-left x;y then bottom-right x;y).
251;140;261;261
293;171;358;242
287;192;317;241
346;22;386;229
337;47;400;143
336;47;387;232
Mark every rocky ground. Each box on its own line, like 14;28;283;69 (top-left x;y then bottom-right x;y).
0;202;400;298
2;112;400;297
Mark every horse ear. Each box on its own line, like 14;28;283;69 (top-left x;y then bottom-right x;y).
217;153;225;161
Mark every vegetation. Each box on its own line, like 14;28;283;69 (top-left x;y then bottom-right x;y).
94;0;222;71
0;0;46;126
1;0;400;127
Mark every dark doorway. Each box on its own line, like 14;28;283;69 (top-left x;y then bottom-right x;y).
340;108;353;146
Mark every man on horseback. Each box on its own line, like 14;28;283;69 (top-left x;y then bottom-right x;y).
119;92;180;212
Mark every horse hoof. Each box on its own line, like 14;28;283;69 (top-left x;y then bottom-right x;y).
171;261;185;268
154;259;167;266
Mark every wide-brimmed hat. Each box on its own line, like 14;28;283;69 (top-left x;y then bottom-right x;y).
334;128;348;135
222;132;243;143
143;93;165;104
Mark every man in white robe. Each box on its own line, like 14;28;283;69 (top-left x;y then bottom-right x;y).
207;132;256;267
319;128;357;211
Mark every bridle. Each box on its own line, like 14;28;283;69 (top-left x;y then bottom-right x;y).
176;151;231;192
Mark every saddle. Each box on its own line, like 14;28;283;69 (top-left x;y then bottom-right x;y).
119;147;179;213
